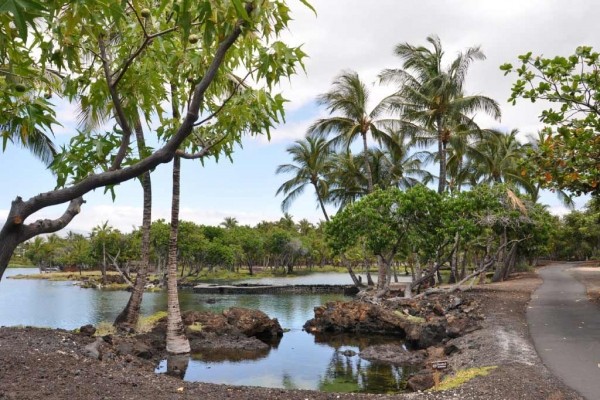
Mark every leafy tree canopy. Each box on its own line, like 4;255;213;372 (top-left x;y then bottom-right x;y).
501;46;600;195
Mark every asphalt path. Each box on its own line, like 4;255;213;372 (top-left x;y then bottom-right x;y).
528;263;600;400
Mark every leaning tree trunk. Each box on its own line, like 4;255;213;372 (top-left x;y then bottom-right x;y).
166;155;190;355
312;181;329;222
114;117;153;329
114;173;152;327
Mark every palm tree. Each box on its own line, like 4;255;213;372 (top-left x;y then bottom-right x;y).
220;217;239;229
115;117;153;329
90;221;114;284
470;129;533;190
276;136;333;221
1;67;59;166
325;150;369;210
165;154;190;354
309;70;394;193
380;35;501;193
370;129;432;190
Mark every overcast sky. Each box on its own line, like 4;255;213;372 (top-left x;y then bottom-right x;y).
1;0;598;233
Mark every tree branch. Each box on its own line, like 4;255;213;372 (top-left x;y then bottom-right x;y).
193;68;257;127
98;37;132;170
20;197;85;241
176;133;228;160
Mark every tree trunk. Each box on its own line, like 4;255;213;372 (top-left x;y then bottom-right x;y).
101;242;107;284
0;233;19;281
166;155;190;355
361;132;374;193
114;171;152;328
448;232;460;284
436;116;447;194
376;255;387;290
312;181;329;222
114;116;153;328
346;265;361;287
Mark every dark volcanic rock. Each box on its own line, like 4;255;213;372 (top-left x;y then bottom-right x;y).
79;324;96;337
407;371;435;392
305;293;482;350
303;301;407;335
360;344;426;366
223;307;283;339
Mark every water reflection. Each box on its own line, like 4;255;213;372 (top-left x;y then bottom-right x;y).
319;357;410;394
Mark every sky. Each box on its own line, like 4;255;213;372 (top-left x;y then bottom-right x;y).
1;0;599;234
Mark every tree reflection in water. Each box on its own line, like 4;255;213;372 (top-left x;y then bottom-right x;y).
314;333;415;393
319;350;412;393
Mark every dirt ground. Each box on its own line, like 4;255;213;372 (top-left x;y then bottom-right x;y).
570;262;600;303
0;267;585;400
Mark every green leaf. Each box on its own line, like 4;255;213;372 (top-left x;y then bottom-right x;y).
231;0;249;21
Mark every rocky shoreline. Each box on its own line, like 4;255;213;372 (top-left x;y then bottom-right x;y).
0;270;586;399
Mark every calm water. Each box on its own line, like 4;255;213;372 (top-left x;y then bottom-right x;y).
1;268;413;393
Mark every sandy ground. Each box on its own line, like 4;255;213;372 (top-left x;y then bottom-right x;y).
0;267;585;400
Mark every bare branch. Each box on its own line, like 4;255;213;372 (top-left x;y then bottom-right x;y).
176;134;228;160
21;197;85;241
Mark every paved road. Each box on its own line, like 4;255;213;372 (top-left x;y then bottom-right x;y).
528;263;600;400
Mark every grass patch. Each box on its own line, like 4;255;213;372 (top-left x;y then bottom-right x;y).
432;366;497;391
136;311;167;333
9;271;119;281
7;263;36;268
95;321;116;336
186;322;203;333
394;310;425;324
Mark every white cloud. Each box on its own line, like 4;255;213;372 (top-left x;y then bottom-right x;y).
13;204;284;235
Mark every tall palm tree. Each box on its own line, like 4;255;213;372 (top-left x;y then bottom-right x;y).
380;35;501;193
276;136;333;221
308;70;394;193
165;154;190;354
90;221;114;284
114;117;153;329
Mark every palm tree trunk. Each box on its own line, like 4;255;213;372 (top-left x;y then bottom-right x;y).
312;182;329;222
166;155;190;354
101;242;107;284
437;117;447;194
115;118;153;328
114;174;151;327
361;132;374;193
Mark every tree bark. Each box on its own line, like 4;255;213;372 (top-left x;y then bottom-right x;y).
114;118;153;328
376;255;387;290
0;197;84;281
166;155;190;355
436;116;447;194
361;132;374;193
312;181;329;222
